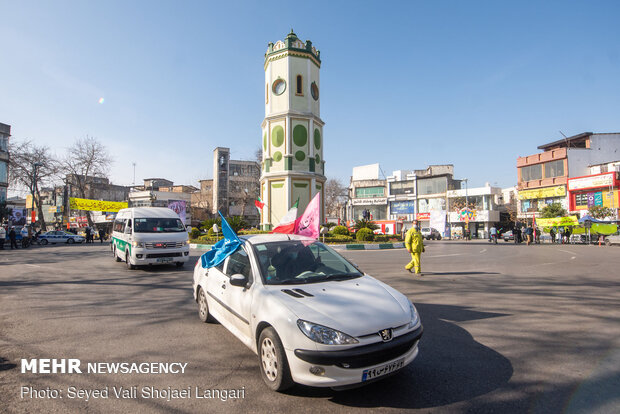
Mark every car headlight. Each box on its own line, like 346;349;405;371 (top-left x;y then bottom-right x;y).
297;320;358;345
408;302;420;329
131;241;145;248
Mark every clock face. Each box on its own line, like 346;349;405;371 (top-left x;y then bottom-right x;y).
311;82;319;100
272;79;286;95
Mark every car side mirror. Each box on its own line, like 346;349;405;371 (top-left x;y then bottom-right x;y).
229;274;247;287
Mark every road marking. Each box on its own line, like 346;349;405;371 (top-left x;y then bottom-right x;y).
425;253;464;258
559;249;577;256
25;264;42;268
480;249;487;254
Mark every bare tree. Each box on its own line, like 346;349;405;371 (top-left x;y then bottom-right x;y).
8;139;59;231
254;146;263;165
61;136;113;227
325;178;347;219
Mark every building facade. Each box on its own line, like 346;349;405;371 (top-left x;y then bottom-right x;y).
447;184;502;239
260;30;326;230
567;160;620;219
0;123;10;204
517;132;620;219
211;147;260;225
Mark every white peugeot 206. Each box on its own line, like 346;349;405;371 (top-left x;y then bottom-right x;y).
192;234;423;391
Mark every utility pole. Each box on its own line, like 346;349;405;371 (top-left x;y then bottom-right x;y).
132;162;136;185
30;162;42;230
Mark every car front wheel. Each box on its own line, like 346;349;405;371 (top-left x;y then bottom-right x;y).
67;238;75;244
258;327;293;392
40;239;48;245
126;251;135;270
605;239;611;246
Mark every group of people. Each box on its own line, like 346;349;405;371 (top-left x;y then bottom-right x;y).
84;226;106;243
0;225;37;249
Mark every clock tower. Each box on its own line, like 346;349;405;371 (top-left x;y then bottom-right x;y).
260;30;325;230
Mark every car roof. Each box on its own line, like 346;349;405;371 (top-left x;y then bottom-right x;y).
118;207;181;219
240;233;316;245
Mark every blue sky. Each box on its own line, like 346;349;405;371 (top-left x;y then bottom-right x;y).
2;0;619;195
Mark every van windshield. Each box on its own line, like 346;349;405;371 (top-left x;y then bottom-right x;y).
134;218;185;233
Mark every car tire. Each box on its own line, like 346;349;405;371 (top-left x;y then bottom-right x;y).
258;327;294;392
67;238;75;244
40;239;48;245
113;246;122;262
437;235;442;240
605;239;611;246
197;288;215;323
126;251;135;270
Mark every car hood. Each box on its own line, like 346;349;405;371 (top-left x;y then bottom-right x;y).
267;275;410;337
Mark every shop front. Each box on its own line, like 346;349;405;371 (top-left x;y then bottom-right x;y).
351;197;387;221
568;172;619;219
517;185;567;218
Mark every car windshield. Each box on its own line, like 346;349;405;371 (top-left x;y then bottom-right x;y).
252;240;363;285
133;218;185;233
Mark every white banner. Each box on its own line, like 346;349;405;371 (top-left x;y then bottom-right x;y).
430;210;446;233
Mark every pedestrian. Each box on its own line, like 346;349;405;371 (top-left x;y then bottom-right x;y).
550;227;556;244
565;227;572;244
0;225;5;249
404;223;425;275
9;227;18;249
514;226;521;244
525;225;533;245
85;227;91;243
98;228;105;243
558;226;565;244
490;225;498;244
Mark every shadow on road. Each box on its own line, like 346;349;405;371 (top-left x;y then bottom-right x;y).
287;303;514;410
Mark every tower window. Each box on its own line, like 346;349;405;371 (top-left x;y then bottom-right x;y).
296;75;303;96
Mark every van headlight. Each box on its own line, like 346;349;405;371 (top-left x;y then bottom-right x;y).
408;303;419;329
184;239;190;245
297;320;358;345
131;241;145;248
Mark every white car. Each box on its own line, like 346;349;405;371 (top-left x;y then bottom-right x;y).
192;234;423;391
39;230;86;244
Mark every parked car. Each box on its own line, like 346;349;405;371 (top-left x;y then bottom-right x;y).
502;230;514;242
420;227;441;240
604;233;620;246
39;230;86;244
193;234;423;391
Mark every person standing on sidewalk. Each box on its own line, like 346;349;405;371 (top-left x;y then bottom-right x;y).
0;225;5;249
9;227;18;249
405;223;425;275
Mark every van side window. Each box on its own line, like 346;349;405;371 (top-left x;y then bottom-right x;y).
113;219;125;232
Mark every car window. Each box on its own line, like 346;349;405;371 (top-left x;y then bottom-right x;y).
225;248;252;280
253;241;362;285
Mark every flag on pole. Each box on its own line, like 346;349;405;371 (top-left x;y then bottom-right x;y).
272;199;299;234
254;196;265;210
201;212;242;268
294;192;321;239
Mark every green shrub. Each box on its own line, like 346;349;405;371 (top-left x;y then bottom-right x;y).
323;222;337;229
238;230;271;235
200;218;221;232
322;235;353;243
374;235;389;242
332;225;350;236
190;227;201;239
356;228;374;242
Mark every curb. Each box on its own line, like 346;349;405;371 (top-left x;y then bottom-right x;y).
190;242;406;251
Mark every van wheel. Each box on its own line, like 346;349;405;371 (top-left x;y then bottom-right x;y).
258;327;293;392
126;251;135;270
114;246;121;262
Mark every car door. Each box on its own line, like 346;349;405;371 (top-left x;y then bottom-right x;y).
58;232;70;243
204;259;232;325
220;246;254;342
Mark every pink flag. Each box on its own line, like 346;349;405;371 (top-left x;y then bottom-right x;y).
294;192;321;239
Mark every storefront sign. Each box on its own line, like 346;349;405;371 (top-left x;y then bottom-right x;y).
390;200;415;214
568;173;615;191
535;216;579;227
518;186;566;200
416;212;430;220
352;198;387;206
69;197;128;212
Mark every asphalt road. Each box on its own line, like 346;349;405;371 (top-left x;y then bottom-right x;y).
0;240;619;413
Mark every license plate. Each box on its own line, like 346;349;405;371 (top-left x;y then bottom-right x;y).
362;358;405;382
156;258;173;263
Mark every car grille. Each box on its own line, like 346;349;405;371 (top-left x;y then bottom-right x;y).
294;327;423;369
145;241;185;249
145;252;183;258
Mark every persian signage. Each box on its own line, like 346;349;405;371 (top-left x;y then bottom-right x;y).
568;173;615;191
69;197;128;212
518;186;566;200
352;198;387;205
